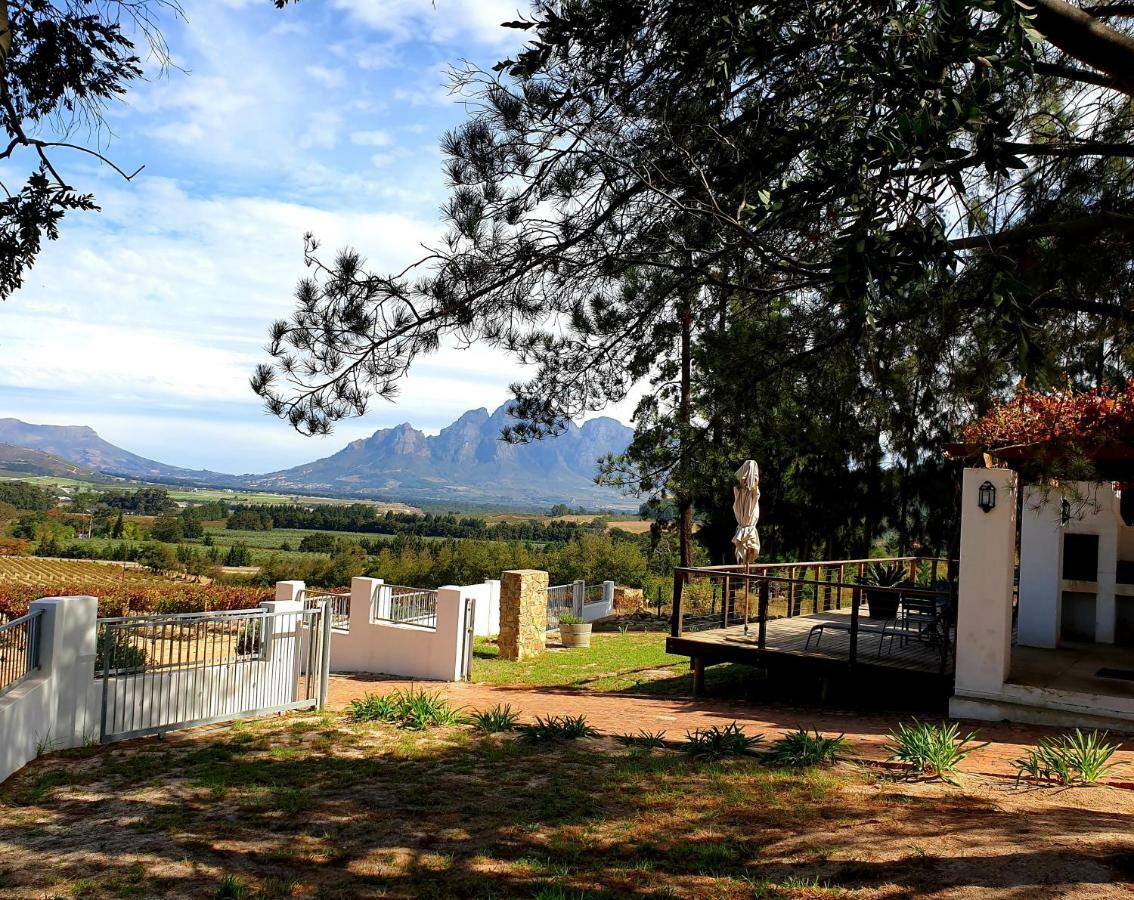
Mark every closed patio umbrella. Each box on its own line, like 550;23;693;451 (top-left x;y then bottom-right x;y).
732;460;761;635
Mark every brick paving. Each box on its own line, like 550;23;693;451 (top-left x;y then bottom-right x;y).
326;674;1134;785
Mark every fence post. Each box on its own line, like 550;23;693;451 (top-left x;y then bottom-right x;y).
318;599;332;710
602;580;615;615
572;580;585;617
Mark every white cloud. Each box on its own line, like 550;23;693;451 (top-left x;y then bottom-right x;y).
331;0;526;48
350;129;393;147
304;65;347;89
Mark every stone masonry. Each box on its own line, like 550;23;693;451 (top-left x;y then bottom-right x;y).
499;569;548;661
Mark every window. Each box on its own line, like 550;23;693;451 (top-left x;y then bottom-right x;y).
1062;533;1099;582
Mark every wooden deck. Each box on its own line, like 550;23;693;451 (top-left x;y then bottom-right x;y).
666;607;953;678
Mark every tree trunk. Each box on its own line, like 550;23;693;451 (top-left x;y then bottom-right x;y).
677;291;695;567
1031;0;1134;97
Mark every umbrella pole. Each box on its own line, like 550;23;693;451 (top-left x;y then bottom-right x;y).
743;559;751;636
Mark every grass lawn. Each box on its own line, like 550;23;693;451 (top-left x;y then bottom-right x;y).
472;632;692;693
1;709;1129;898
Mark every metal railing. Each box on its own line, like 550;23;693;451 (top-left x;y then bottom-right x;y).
376;585;438;629
670;556;956;675
304;590;350;630
95;608;271;677
583;582;606;605
547;583;574;630
0;609;43;697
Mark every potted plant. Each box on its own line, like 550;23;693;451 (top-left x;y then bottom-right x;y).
858;562;908;619
557;612;592;648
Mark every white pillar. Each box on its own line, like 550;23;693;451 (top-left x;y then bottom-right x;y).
1018;485;1062;648
275;580;305;603
434;587;469;681
350;577;383;627
603;580;615;612
35;595;98;748
954;468;1017;698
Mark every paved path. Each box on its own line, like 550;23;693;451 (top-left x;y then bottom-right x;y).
326;675;1134;784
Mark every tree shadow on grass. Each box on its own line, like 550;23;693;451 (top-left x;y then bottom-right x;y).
0;714;1131;898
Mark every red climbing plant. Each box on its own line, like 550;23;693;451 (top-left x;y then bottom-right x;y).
962;380;1134;457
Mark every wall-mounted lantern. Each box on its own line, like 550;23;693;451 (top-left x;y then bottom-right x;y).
977;480;997;513
1060;498;1072;527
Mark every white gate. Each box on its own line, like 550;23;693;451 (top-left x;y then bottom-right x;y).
96;604;330;743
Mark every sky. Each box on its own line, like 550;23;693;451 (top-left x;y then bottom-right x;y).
0;0;637;475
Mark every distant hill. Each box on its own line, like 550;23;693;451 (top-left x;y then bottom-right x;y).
0;406;636;508
245;404;636;508
0;419;236;486
0;443;112;481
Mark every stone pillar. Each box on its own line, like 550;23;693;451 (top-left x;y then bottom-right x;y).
499;569;548;661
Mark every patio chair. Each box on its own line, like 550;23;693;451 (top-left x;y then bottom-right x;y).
897;595;943;647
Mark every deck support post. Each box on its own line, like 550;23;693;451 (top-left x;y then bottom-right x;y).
692;657;705;696
670;569;685;637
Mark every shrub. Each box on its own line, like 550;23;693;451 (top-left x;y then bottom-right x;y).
468;703;518;732
1014;729;1124;785
557;611;585;625
615;729;667;749
886;720;986;781
518;714;598;741
766;728;846;768
683;722;762;760
347;688;461;729
93;630;147;673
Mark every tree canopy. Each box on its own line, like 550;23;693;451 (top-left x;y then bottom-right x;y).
258;1;1134;562
0;0;177;298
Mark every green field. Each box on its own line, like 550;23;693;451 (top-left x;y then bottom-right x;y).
0;473;418;512
202;526;416;551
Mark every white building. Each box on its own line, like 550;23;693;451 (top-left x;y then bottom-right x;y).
951;468;1134;729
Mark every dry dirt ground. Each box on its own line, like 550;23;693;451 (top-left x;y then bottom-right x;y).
0;709;1131;899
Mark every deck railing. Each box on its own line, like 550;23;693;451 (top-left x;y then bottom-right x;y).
671;556;956;674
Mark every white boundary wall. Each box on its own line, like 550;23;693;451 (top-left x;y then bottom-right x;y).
0;596;98;783
326;577;476;681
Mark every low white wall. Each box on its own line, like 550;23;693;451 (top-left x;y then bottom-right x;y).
580;581;616;623
326;577;473;681
1;596;98;784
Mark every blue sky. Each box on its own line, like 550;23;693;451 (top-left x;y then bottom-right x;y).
0;1;637;474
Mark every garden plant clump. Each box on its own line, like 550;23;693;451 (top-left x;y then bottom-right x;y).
886;720;987;782
766;728;846;769
683;723;763;760
1014;729;1125;786
518;714;599;742
347;687;462;729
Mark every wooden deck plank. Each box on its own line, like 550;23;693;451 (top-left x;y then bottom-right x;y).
667;607;952;676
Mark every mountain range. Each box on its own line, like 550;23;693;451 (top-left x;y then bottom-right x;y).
0;405;636;509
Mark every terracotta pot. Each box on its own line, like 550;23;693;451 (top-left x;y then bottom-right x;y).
559;623;592;648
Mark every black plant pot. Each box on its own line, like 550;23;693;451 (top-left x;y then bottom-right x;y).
865;590;900;620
